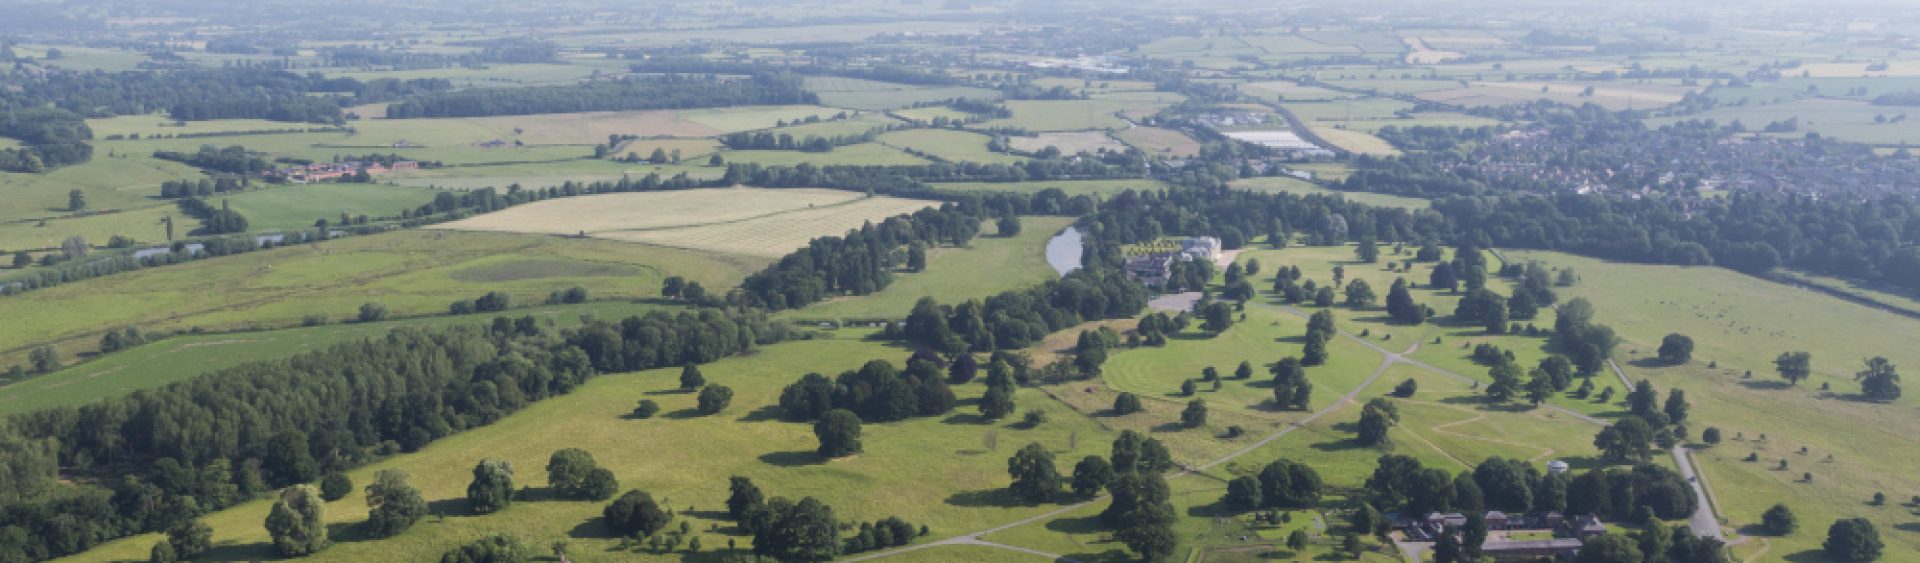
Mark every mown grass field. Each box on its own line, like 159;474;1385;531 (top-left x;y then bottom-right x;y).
432;187;869;236
222;184;442;232
0;230;765;370
1503;250;1920;559
986;99;1174;132
1112;126;1201;157
71;331;1121;563
0;300;672;416
598;196;939;258
792;216;1074;320
876;129;1025;164
1008;131;1125;155
802;76;1000;111
714;143;931;167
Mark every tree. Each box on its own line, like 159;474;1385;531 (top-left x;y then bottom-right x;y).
150;540;177;563
264;431;319;486
1287;529;1309;552
1594;417;1654;462
750;497;840;562
604;490;671;537
1824;518;1883;561
1462;512;1487;559
680;364;705;390
1356;239;1380;262
1234;361;1253;380
1762;503;1797;535
1658;334;1694;364
319;472;353;501
1856;357;1901;402
265;485;328;556
1432;529;1462;562
1627;379;1659;417
1385;278;1425;324
1356;401;1397;446
980;383;1016;419
1486;361;1523;402
28;346;59;373
814;409;863;458
548;449;618;501
1430;262;1459;291
906;243;927;272
1344;279;1376;308
697;384;733;414
727;476;765;520
1225;476;1263;511
1302;333;1329;366
997;215;1022;236
467;459;515;515
165;519;212;560
1702;427;1721;445
358;302;389;322
1576;534;1642;563
949;354;978;384
1181;400;1208;428
1350;502;1384;536
1775;352;1812;385
1070;455;1115;499
439;534;530;563
67;189;86;212
1007;443;1062;504
363;469;427;538
1664;389;1690;425
1113;392;1143;415
632;399;660;419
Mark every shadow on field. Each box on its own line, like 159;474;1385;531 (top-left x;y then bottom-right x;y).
737;404;784;422
1309;437;1368;452
1782;549;1835;562
567;518;614;539
758;450;825;467
644;388;694;396
944;488;1018;507
663;408;706;420
196;541;278;562
427;497;470;516
1737;379;1795;391
943;412;990;425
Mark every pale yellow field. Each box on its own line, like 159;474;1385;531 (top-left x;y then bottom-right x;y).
596;195;939;257
429;187;868;235
1114;126;1202;157
1418;81;1696;111
1309;126;1400;156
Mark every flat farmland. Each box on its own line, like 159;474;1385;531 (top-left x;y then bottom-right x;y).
431;187;868;235
1008;131;1126;154
715;142;930;166
876;129;1024;164
1419;81;1697;111
597;195;940;257
221;184;443;232
1114;126;1202;157
1241;80;1350;101
802;76;1000;110
1308;126;1400;156
1230;177;1429;210
929;178;1167;197
792;215;1074;320
987;98;1180;132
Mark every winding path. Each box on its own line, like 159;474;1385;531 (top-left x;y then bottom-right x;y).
1606;359;1725;541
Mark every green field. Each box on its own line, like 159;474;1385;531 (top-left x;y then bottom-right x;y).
0;300;672;416
0;229;766;370
222;184;442;232
877;129;1026;164
71;331;1121;562
715;142;930;167
791;216;1074;320
803;76;1000;111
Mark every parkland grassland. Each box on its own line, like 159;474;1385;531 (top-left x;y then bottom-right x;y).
3;2;1920;562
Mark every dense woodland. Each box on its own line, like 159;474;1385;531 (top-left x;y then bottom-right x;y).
0;309;797;560
382;73;818;118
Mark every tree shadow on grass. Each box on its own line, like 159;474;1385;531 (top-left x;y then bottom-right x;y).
1149;421;1190;433
1309;437;1370;453
1737;380;1795;391
1045;512;1108;534
426;497;470;517
197;541;279;562
663;408;707;420
1062;548;1136;563
644;388;694;396
736;404;784;422
1781;549;1836;562
567;518;615;540
943;412;990;425
758;450;825;467
944;488;1020;508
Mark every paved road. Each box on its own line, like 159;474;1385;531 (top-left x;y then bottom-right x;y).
1606;360;1724;541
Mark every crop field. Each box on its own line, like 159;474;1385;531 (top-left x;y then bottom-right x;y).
0;300;672;416
0;153;197;226
1284;98;1417;125
802;76;1000;110
433;187;869;235
222;184;442;232
1008;131;1126;154
1308;126;1399;156
1229;177;1429;210
606;138;724;162
891;106;974;124
1418;81;1698;111
0;204;177;252
876;129;1025;164
596;196;941;257
327;63;604;88
386;161;721;190
987;99;1178;132
793;216;1075;321
74;331;1121;563
1113;126;1202;157
1241;80;1351;102
0;230;765;369
928;178;1168;198
1645;98;1920;146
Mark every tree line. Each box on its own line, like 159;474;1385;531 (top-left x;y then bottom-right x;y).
0;309;798;561
382;73;818;118
152;145;273;175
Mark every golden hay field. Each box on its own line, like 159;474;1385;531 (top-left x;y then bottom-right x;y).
432;187;937;257
1008;131;1126;154
597;196;939;257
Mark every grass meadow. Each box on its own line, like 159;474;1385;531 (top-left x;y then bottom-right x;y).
876;129;1025;164
791;216;1074;320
